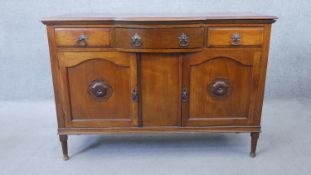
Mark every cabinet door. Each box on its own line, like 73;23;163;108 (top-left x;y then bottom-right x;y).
58;52;138;128
182;49;261;126
140;54;182;126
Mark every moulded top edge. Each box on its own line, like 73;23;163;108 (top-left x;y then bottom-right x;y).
41;13;278;24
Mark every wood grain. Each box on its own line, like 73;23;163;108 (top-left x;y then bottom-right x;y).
43;15;276;158
42;13;277;25
58;52;138;128
46;26;65;128
55;28;111;47
182;49;261;126
207;27;264;47
115;27;204;49
58;126;261;135
140;54;181;126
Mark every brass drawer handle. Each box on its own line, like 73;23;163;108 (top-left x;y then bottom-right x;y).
231;32;241;45
77;34;88;47
178;33;189;47
131;33;142;47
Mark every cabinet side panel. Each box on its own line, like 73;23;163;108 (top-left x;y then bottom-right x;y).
254;24;272;125
47;26;65;128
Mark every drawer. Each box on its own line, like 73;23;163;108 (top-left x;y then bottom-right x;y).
207;27;264;47
55;28;111;47
115;28;204;49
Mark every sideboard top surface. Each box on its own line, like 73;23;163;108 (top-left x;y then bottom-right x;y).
42;13;277;25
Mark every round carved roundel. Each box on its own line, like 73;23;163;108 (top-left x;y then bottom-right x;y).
88;80;112;100
208;78;231;99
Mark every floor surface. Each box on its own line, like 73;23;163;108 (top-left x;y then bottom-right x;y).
0;98;310;175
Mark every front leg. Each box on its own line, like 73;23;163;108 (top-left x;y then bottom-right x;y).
59;135;69;160
250;132;259;157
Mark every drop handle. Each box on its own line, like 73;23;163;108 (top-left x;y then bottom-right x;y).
231;32;241;45
131;33;142;47
77;34;88;47
178;33;189;47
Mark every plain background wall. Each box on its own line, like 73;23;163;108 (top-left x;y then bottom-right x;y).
1;0;311;101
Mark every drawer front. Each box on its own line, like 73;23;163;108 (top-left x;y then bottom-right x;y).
207;27;264;47
115;28;204;49
55;28;111;47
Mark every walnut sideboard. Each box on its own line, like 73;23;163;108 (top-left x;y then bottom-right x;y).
42;13;277;160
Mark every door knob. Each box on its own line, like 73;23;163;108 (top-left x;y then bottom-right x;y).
88;80;112;100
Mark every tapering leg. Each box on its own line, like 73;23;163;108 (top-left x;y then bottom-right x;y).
59;135;69;160
250;132;259;158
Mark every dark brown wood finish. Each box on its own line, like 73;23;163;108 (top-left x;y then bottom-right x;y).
55;28;111;47
140;54;182;126
207;27;264;47
115;27;204;49
59;135;68;160
250;132;260;157
42;13;277;25
181;49;262;126
57;52;138;128
43;13;276;160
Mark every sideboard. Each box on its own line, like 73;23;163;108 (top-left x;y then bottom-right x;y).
42;13;277;160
